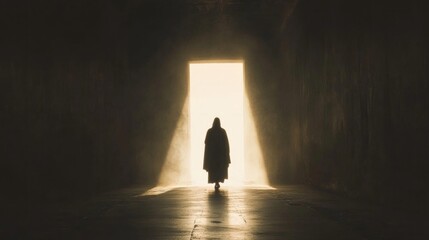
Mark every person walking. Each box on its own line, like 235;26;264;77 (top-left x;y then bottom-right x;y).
203;117;231;190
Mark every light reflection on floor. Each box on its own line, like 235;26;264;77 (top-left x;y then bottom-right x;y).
140;184;275;196
28;185;394;239
193;187;250;239
139;186;182;196
139;185;274;239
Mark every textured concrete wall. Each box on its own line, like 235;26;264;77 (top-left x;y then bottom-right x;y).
2;0;132;205
272;0;429;204
0;0;189;206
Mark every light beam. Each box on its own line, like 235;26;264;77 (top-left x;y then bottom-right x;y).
156;60;269;188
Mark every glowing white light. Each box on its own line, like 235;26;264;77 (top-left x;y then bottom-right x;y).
157;60;269;188
190;62;245;185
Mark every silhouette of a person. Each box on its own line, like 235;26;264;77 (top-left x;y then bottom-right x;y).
203;117;231;190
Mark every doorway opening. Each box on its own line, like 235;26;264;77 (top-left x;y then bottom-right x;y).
189;61;245;185
156;60;269;189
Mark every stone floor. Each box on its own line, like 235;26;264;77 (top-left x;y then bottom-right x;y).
3;185;427;239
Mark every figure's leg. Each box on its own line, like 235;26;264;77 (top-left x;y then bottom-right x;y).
215;182;220;190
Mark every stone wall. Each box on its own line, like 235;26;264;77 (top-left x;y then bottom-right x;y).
272;0;429;204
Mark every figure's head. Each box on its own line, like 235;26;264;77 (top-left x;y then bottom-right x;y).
212;117;221;128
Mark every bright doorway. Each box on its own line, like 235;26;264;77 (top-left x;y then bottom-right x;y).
189;61;245;185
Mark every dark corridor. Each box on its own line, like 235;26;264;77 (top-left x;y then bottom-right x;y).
1;0;428;239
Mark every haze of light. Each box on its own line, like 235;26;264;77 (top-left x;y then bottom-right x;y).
156;61;268;189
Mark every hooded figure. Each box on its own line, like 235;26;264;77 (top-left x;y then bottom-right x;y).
203;117;231;190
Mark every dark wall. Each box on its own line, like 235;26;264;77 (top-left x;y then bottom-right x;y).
2;0;135;207
0;0;193;209
270;0;429;205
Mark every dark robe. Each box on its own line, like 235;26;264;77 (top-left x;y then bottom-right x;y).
203;121;231;183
